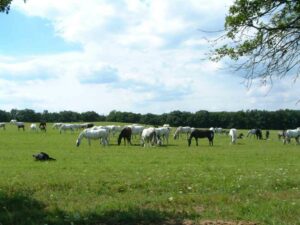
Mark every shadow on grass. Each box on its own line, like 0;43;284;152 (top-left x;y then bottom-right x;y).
0;191;191;225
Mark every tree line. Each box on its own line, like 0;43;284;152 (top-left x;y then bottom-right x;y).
0;108;299;130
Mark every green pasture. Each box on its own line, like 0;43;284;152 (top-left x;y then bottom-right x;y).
0;123;299;225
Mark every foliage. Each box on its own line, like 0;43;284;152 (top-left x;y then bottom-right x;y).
0;0;25;13
0;0;12;13
1;108;300;129
211;0;300;83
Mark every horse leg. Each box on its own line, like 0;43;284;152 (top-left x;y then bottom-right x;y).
127;137;132;145
196;138;198;146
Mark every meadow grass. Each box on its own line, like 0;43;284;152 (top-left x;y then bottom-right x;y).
0;124;299;225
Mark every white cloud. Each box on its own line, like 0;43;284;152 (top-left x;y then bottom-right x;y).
2;0;298;114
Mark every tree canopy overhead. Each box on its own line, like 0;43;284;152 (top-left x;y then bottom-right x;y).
0;0;13;13
0;0;25;13
211;0;300;85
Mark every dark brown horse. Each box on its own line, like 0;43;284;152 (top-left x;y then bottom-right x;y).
188;129;214;146
118;127;132;145
39;122;47;132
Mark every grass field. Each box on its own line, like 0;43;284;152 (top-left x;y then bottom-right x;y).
0;123;299;225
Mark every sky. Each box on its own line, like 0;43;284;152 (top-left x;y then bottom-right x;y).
0;0;299;115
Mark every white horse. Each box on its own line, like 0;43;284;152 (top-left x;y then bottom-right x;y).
10;119;25;131
174;126;194;139
59;124;76;134
155;127;171;145
105;125;122;137
229;128;237;144
141;127;157;147
52;123;63;129
76;128;109;146
128;125;145;139
30;123;37;131
0;122;6;130
215;127;223;134
247;129;256;138
284;128;300;144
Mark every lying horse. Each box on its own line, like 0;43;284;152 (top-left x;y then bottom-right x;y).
118;127;132;145
33;152;56;161
188;129;214;146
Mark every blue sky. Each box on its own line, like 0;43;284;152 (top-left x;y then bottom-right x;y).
0;0;299;114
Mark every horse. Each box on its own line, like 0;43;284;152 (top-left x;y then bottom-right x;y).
229;128;237;144
283;128;300;144
10;119;25;131
0;123;6;130
118;127;132;145
265;130;270;140
128;125;145;139
247;129;262;139
141;127;157;147
59;124;76;134
155;127;171;145
278;130;286;140
188;129;214;146
33;152;56;161
214;127;223;134
76;128;109;146
30;123;37;131
174;126;194;140
39;122;47;132
52;123;63;129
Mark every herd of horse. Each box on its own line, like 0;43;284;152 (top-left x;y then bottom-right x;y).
1;120;300;146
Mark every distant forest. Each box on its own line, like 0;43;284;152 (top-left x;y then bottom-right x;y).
0;109;299;130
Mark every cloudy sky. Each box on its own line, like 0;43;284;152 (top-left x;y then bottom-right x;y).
0;0;299;114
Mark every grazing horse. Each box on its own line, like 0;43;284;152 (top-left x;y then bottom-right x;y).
118;127;132;146
39;122;47;132
174;126;194;140
141;127;157;147
188;129;214;146
59;124;76;134
247;129;262;139
76;128;109;146
265;130;270;139
155;127;171;145
0;122;6;130
52;123;63;129
128;125;145;139
283;128;300;144
10;119;25;131
30;123;37;131
278;130;286;140
229;128;237;144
